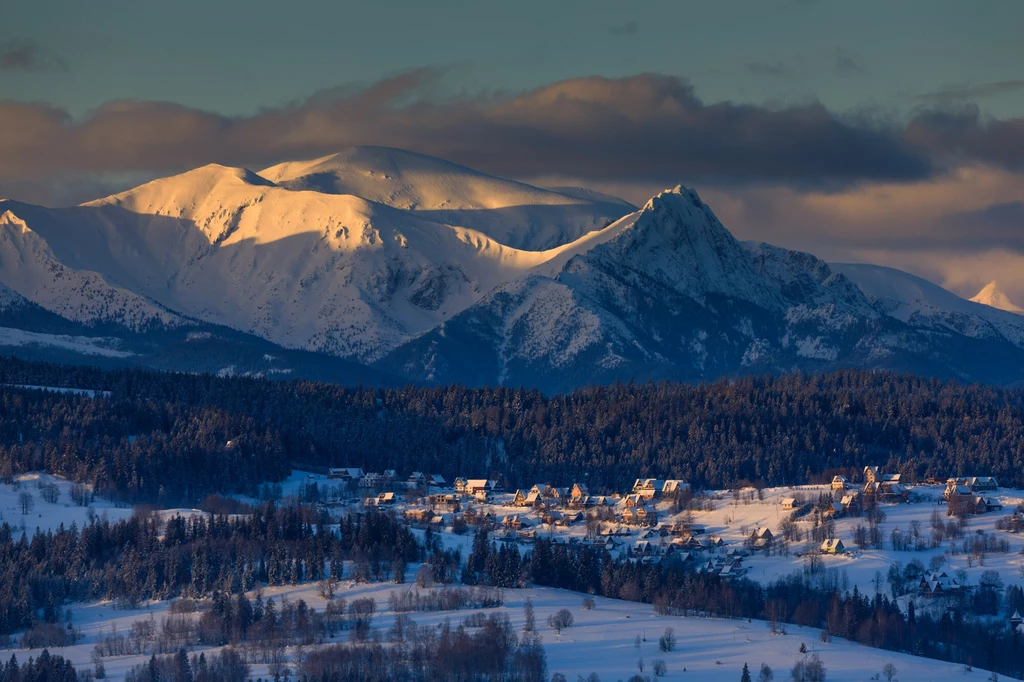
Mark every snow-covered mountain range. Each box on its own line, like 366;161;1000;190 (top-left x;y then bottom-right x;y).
2;146;1023;389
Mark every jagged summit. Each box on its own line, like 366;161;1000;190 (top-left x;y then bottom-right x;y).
971;281;1024;314
3;152;1024;389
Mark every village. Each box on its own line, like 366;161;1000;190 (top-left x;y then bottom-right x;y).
307;465;1022;602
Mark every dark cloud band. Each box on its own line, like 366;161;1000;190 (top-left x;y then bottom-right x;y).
1;72;1022;204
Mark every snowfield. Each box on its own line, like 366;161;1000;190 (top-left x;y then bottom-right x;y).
6;470;1024;679
0;473;133;532
10;573;1008;681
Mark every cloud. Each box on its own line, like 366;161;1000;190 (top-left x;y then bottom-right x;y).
917;80;1024;103
904;104;1024;172
834;49;864;74
4;70;1024;208
0;71;938;202
608;22;638;37
747;61;792;77
0;40;69;72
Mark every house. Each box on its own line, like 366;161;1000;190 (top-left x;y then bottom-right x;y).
881;473;902;483
1011;610;1023;630
549;487;570;504
540;510;563;525
781;497;798;510
428;494;461;512
404;508;432;523
502;515;531;531
863;466;880;484
824;502;845;518
327;467;364;481
383;470;397;481
820;538;846;554
570;483;589;499
633;540;654;556
360;472;385;489
624;494;646;508
427;474;446;487
662;480;690;496
919;571;963;598
454;478;469;494
877;481;908;503
635;506;655;525
840;492;861;514
944;479;973;501
375;491;397;506
831;475;849;492
752;527;774;550
529;483;552;497
974;496;1003;514
562;510;585;526
633;479;666;499
407;472;427;487
465;479;497;496
969;476;999;491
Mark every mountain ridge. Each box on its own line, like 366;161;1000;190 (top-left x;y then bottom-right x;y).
2;149;1023;390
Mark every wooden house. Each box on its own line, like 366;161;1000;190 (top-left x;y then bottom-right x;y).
820;538;846;554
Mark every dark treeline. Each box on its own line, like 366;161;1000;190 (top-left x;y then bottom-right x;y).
3;357;1024;504
0;506;418;636
0;650;78;682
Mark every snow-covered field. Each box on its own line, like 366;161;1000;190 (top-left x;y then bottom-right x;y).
0;473;133;532
9;470;1024;679
0;327;133;358
14;572;1006;682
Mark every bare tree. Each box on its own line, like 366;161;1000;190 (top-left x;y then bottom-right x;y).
658;627;675;652
40;483;60;504
882;662;898;682
523;598;536;632
547;608;574;635
791;653;826;682
18;491;34;515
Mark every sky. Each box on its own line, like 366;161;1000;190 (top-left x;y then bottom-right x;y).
2;0;1024;301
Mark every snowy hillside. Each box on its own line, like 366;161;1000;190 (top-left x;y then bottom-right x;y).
382;187;1024;390
834;263;1024;349
3;152;1024;388
261;146;633;250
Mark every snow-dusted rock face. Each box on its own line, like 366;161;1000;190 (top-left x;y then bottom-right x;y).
261;146;634;250
3;152;1024;389
380;187;1024;390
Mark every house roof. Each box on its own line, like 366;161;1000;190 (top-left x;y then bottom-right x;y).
329;467;364;477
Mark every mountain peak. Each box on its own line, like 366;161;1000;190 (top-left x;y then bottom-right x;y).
970;281;1024;314
642;184;700;210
